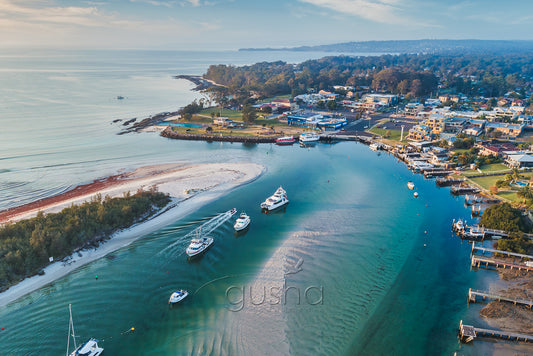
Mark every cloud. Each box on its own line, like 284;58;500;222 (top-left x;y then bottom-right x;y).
298;0;409;24
129;0;176;7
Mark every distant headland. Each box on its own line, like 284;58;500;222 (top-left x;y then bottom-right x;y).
240;39;533;54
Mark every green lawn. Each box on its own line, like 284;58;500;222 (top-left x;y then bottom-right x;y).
198;108;243;120
368;128;403;142
497;191;521;203
259;94;291;103
468;175;503;190
452;148;470;154
479;163;509;172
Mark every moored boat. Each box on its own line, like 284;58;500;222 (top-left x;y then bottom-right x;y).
169;289;188;304
455;219;464;231
276;136;295;145
234;212;251;231
299;132;320;143
67;304;104;356
186;236;214;257
261;186;289;211
407;181;415;190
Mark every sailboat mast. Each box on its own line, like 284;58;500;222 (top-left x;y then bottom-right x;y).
67;304;77;355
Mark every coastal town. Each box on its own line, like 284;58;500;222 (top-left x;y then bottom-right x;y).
142;69;533;350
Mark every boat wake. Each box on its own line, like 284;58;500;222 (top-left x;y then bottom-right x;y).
158;208;236;257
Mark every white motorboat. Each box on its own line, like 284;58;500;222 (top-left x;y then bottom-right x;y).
186;236;214;257
407;181;415;190
413;192;419;198
299;132;320;143
234;212;251;231
455;219;464;230
169;289;188;304
369;143;380;151
261;186;289;211
67;304;104;356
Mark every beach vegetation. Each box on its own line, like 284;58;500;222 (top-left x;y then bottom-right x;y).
0;190;170;291
480;203;529;233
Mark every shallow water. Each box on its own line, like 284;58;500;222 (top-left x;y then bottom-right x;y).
0;50;510;355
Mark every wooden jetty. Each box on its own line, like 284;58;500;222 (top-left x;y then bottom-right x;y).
450;185;480;195
471;255;533;271
436;177;465;186
423;170;453;178
468;288;533;308
465;194;500;205
471;243;533;259
459;320;533;344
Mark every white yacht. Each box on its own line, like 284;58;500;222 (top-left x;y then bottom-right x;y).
67;304;104;356
186;236;214;257
299;132;320;143
234;212;251;231
407;181;415;190
169;289;188;304
261;186;289;211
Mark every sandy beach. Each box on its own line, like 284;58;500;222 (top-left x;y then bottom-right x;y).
0;162;264;307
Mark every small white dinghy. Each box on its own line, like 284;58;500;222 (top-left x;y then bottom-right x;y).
169;289;188;304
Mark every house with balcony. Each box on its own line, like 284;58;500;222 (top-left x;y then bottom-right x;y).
407;124;432;141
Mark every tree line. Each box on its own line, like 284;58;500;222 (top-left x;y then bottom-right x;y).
480;203;533;254
202;53;533;105
0;190;170;291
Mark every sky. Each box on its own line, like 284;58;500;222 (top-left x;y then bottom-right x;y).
1;0;532;50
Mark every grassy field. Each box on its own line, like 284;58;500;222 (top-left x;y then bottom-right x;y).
367;128;403;142
479;163;509;172
259;94;291;103
497;191;521;203
468;175;503;190
198;108;243;119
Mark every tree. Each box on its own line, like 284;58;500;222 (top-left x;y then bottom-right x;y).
480;203;528;233
206;126;213;132
517;186;533;204
241;104;257;123
326;100;337;110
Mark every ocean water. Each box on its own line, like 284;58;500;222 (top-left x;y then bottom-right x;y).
0;50;509;355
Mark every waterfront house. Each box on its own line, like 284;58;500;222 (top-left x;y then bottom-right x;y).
407;124;432;141
505;154;533;168
477;142;519;157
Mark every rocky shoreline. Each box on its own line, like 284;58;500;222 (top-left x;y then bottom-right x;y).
160;126;278;143
174;74;219;91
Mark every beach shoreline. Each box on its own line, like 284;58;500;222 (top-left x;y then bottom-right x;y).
0;162;265;308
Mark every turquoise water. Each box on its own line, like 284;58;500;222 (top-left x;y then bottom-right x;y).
0;50;510;355
160;122;203;128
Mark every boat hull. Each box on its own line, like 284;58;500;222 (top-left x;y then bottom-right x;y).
261;199;289;211
186;238;214;257
169;290;188;304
